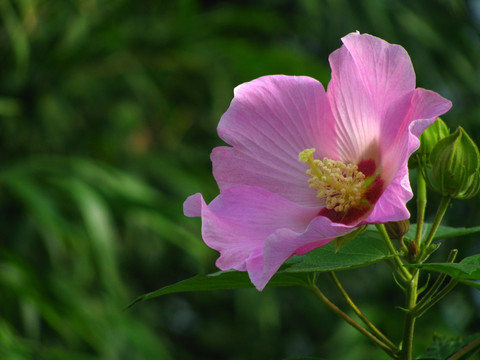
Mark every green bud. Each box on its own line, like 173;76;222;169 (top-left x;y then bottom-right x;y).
419;118;450;165
429;127;480;199
409;118;449;169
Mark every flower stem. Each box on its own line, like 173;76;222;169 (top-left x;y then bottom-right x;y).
376;224;411;281
420;196;451;260
412;249;458;317
415;171;427;248
308;283;398;359
412;279;458;318
329;272;398;351
399;271;419;360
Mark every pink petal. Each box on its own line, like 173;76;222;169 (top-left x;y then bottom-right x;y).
366;88;452;224
183;186;352;290
363;164;411;224
249;216;353;290
212;75;337;207
327;33;416;164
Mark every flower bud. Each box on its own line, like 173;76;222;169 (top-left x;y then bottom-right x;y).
385;220;410;240
429;127;480;199
419;118;450;165
410;118;449;169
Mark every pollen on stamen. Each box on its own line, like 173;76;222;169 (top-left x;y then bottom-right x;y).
299;148;367;212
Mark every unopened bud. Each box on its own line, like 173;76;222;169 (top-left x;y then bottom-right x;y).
385;220;410;240
410;118;449;169
429;127;480;199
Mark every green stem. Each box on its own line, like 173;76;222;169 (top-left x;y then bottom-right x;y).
412;279;458;318
399;272;419;360
412;249;458;316
376;224;411;281
415;171;427;247
420;196;451;260
329;272;398;352
308;284;398;359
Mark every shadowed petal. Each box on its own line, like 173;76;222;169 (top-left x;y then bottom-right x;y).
213;75;337;207
367;88;452;223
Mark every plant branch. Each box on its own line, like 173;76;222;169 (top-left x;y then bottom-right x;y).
329;272;398;351
376;224;411;281
412;279;458;318
420;196;451;261
412;249;458;316
415;170;427;247
308;283;398;359
399;272;419;360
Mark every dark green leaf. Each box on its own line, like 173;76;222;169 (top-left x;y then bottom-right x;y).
411;254;480;290
284;229;393;273
127;271;309;308
129;228;395;306
283;357;327;360
417;333;480;360
407;223;480;242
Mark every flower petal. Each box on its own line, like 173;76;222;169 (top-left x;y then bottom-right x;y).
327;32;416;163
183;186;352;290
212;75;337;207
366;88;452;224
183;186;321;272
249;216;353;290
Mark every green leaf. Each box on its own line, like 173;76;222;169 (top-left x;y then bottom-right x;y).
333;225;367;253
407;223;480;241
417;333;480;360
283;228;393;273
411;254;480;290
129;228;395;306
127;271;309;308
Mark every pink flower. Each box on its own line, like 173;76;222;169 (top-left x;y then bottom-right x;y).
184;32;452;290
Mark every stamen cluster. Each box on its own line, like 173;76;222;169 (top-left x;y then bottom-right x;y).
299;148;366;212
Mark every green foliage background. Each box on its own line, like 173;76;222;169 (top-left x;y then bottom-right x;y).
1;0;479;359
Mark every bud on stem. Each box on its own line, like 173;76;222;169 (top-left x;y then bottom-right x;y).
429;127;480;199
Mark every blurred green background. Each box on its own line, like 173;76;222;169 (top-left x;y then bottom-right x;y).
1;0;480;359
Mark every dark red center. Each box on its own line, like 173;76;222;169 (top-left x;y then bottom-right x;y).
318;158;384;225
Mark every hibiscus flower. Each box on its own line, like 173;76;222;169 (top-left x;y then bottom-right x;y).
184;32;452;290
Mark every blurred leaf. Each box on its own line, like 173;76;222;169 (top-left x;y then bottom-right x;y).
284;358;327;360
417;333;480;360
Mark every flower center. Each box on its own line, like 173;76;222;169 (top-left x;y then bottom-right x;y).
299;148;366;212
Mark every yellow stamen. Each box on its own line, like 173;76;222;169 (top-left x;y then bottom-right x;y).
299;148;366;212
